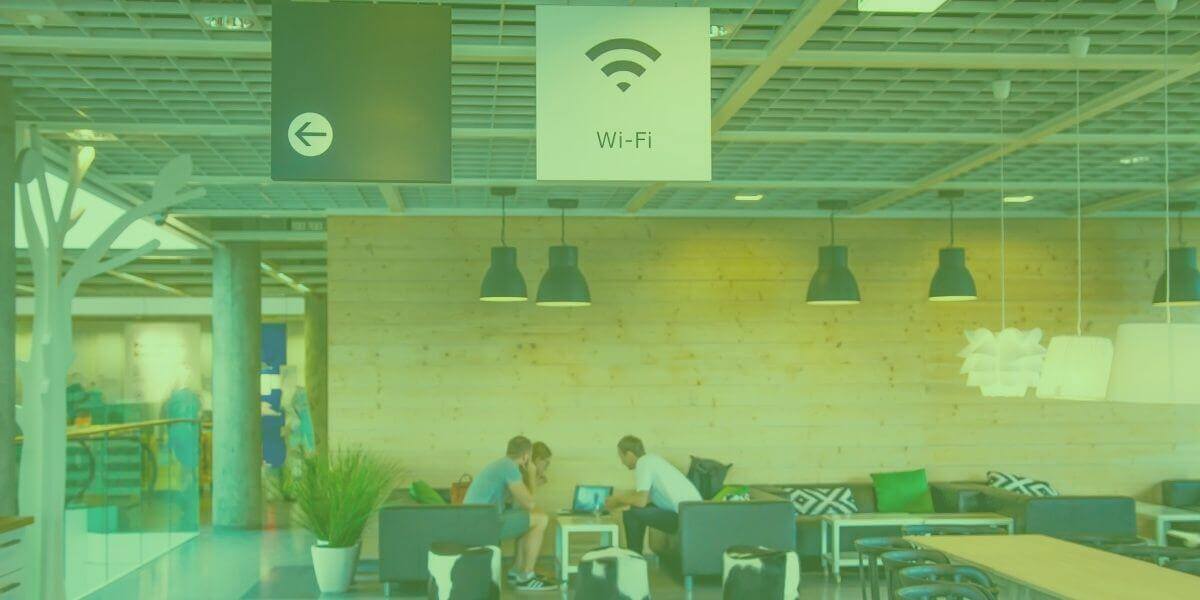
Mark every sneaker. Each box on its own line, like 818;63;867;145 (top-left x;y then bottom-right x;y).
513;574;558;592
506;570;522;584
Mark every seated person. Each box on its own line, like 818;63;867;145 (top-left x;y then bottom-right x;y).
604;435;702;555
463;435;557;592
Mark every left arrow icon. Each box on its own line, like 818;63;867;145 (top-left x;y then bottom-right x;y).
288;112;333;157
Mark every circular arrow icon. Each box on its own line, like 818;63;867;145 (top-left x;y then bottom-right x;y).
288;112;332;157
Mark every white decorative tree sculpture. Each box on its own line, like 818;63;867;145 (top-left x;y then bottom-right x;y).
14;143;202;600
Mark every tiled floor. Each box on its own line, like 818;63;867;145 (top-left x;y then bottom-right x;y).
85;525;858;599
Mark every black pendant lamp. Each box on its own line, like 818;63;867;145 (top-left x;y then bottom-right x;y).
929;191;978;301
806;200;861;305
479;187;528;302
1153;202;1200;306
536;198;591;307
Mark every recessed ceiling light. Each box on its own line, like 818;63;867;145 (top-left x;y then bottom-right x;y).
202;15;257;31
734;193;763;202
1003;195;1035;204
66;128;117;142
709;24;730;38
1119;155;1152;165
858;0;949;13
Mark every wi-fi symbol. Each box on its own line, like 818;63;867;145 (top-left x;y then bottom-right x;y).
585;38;662;92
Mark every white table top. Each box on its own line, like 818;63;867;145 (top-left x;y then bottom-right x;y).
1136;501;1200;520
822;512;1011;525
556;513;619;529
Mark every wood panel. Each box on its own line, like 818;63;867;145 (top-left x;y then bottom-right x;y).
327;217;1200;555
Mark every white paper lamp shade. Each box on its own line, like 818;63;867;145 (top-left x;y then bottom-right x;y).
1107;323;1200;404
958;327;1047;397
1036;335;1113;401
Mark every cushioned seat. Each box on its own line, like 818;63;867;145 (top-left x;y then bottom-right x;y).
576;546;650;600
427;543;500;600
721;545;799;600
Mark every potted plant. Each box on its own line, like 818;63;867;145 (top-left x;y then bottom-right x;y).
293;448;401;593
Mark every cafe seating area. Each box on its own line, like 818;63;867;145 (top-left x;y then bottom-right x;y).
4;0;1200;599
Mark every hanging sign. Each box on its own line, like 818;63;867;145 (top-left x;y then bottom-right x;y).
535;6;712;182
271;1;451;183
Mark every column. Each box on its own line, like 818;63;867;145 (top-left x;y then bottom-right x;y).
212;242;262;528
0;78;17;516
303;293;328;452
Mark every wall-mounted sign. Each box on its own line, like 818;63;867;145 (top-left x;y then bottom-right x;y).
536;6;712;182
271;1;451;183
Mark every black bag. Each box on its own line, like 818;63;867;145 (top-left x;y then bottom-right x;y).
686;456;732;500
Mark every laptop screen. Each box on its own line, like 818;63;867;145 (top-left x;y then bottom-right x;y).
572;485;613;512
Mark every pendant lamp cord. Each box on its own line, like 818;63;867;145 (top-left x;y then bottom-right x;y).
1000;95;1007;330
1179;209;1186;246
1075;66;1083;337
560;207;567;245
1164;11;1172;324
829;209;837;245
500;194;508;247
949;198;956;247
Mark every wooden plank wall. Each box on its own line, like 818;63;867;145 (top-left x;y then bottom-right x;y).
328;216;1200;527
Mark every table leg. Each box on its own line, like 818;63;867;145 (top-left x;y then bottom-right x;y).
820;520;829;578
832;522;841;583
558;528;568;589
1159;518;1168;547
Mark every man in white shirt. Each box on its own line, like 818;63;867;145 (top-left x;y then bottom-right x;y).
604;435;702;554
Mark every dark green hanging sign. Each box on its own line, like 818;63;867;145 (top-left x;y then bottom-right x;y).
271;1;451;183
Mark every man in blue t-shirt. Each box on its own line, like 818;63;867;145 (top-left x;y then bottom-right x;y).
463;436;556;592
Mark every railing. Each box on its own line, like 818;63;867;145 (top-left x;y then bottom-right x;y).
15;418;202;599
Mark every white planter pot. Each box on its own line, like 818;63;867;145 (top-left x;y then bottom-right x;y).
312;541;360;594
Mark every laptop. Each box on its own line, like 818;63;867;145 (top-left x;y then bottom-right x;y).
560;484;613;515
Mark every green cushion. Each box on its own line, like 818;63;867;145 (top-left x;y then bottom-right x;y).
409;480;447;505
871;468;935;513
712;485;751;502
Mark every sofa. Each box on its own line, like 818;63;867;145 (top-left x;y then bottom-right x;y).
647;500;796;592
934;482;1137;540
377;490;501;595
754;481;1137;568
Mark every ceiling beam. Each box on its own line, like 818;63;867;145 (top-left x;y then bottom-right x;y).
32;120;1200;147
853;50;1200;214
710;0;842;133
626;0;841;214
101;270;188;297
1083;173;1200;215
4;35;1193;72
110;174;1176;193
379;185;405;213
623;183;667;213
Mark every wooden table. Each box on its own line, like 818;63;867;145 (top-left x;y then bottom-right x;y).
907;534;1200;599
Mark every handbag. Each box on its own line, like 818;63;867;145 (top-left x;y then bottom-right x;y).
450;474;473;504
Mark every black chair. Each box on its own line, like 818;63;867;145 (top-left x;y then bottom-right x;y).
1166;558;1200;577
895;582;996;600
854;537;915;600
1108;544;1200;565
898;564;999;598
901;524;1008;537
880;549;950;599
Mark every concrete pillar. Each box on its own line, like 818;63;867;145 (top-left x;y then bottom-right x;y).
212;242;262;528
304;293;328;452
0;78;17;516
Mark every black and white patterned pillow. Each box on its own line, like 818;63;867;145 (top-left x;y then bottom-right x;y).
987;471;1059;497
786;487;858;516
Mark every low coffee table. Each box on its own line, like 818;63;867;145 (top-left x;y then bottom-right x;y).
555;513;620;592
1136;501;1200;546
821;512;1014;582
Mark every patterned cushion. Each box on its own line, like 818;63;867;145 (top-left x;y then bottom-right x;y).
987;471;1059;497
785;486;858;515
427;543;500;600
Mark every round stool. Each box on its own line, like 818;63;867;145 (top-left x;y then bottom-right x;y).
576;546;651;600
722;545;800;600
427;542;500;600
